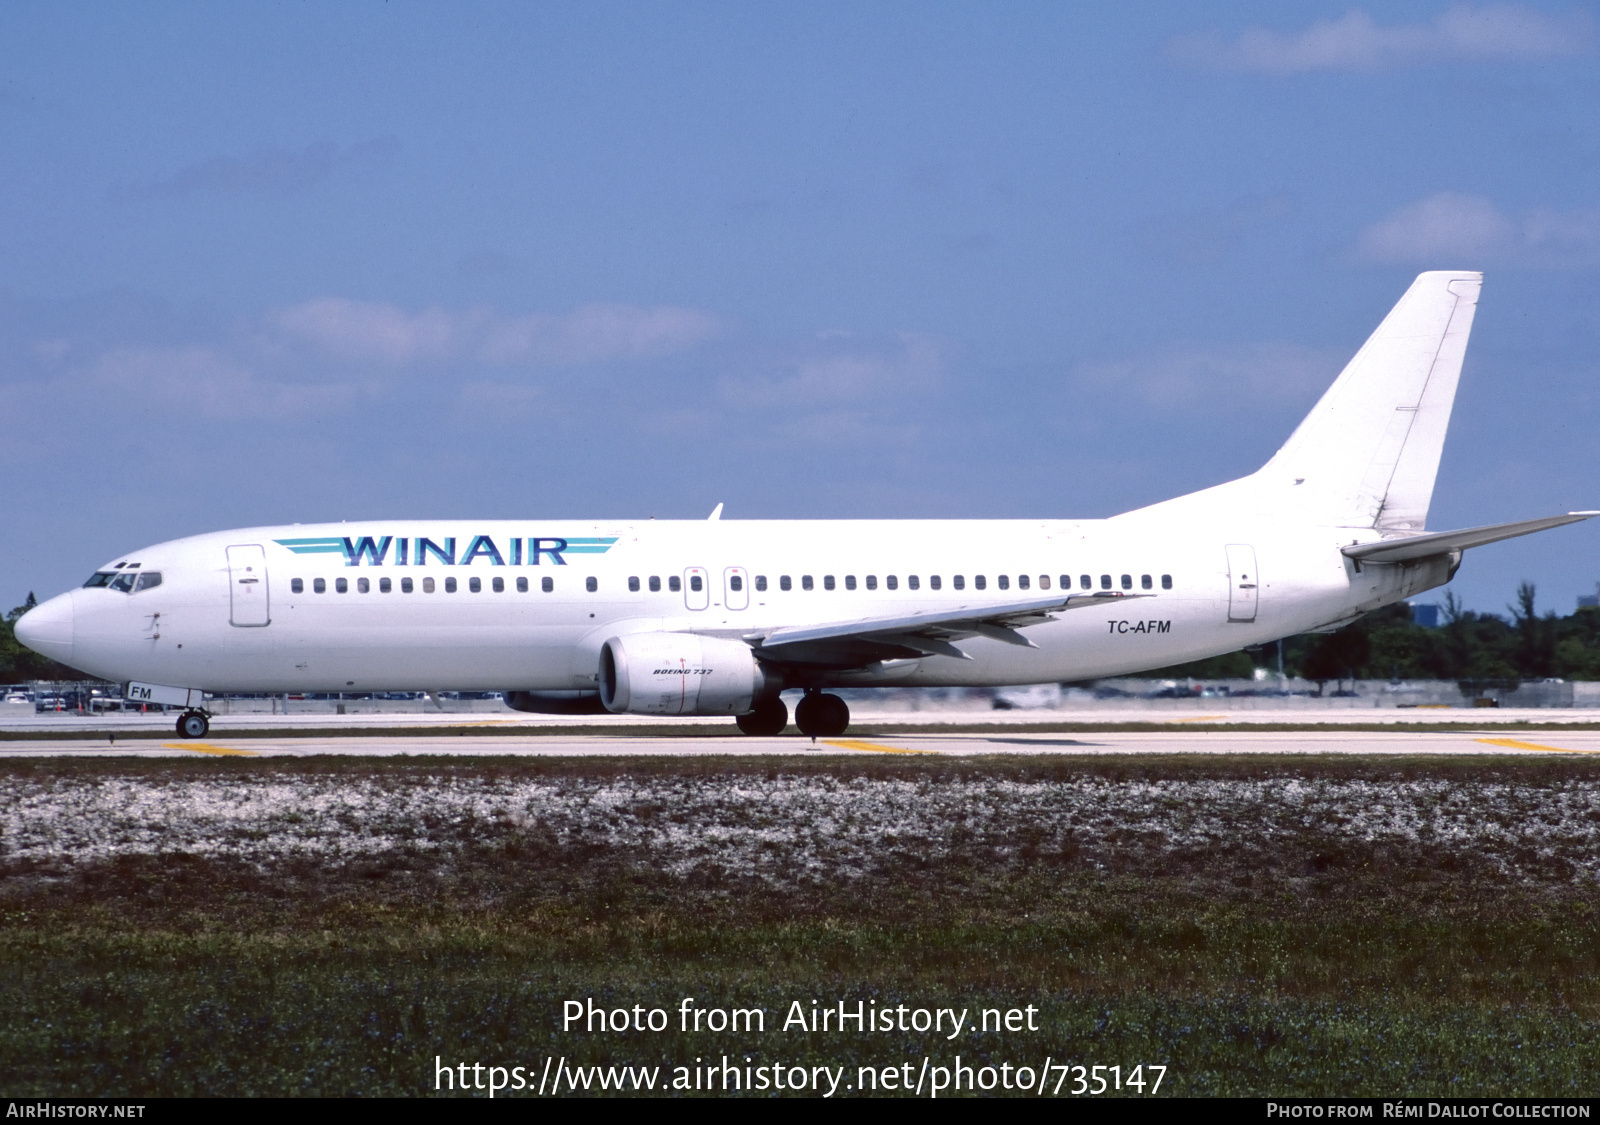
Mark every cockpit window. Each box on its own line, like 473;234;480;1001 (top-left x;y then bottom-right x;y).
108;572;136;593
83;572;116;588
134;572;162;592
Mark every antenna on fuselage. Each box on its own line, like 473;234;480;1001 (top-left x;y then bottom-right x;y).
708;503;724;521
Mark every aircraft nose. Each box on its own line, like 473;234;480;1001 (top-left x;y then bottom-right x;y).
14;592;75;666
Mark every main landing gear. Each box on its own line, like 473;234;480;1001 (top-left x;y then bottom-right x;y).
794;690;849;738
175;710;210;739
735;696;788;736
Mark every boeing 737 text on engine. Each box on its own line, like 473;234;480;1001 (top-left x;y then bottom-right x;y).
15;272;1596;739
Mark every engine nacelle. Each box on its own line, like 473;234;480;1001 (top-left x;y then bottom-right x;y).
598;632;775;716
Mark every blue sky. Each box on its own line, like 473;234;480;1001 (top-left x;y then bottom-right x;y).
3;2;1598;619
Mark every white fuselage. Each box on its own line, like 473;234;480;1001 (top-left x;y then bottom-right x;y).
22;515;1435;695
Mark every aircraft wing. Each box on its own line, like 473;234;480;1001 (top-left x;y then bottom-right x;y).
1342;511;1599;564
750;591;1149;663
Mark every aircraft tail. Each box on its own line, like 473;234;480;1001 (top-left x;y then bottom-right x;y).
1257;270;1482;530
1119;271;1482;530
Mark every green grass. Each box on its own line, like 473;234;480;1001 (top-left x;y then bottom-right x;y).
3;754;1599;1096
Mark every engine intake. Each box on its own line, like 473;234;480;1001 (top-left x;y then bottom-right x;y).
599;632;775;716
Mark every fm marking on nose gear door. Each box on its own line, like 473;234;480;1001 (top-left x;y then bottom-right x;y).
226;544;271;627
724;567;749;611
1226;543;1258;623
683;567;709;611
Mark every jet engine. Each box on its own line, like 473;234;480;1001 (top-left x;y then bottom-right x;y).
598;632;776;716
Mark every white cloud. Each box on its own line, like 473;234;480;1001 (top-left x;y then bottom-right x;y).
88;346;356;418
276;299;464;364
1170;5;1594;74
718;333;944;411
1076;342;1341;408
276;299;720;367
1355;193;1600;267
478;304;721;365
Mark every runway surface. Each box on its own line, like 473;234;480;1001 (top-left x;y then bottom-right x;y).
4;727;1600;758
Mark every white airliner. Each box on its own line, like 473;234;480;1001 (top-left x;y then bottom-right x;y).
15;271;1596;739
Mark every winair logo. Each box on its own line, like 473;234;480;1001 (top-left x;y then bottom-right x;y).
273;535;619;567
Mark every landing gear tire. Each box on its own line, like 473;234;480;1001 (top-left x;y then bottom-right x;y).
176;711;209;739
736;697;789;736
794;692;849;738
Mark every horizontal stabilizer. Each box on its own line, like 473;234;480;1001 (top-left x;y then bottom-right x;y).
1342;512;1599;564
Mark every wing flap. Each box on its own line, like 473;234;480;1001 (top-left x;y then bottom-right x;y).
1342;512;1598;564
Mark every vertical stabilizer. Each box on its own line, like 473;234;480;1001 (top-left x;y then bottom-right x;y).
1259;271;1481;530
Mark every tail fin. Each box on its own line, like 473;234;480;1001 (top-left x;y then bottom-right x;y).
1120;271;1483;529
1259;270;1481;530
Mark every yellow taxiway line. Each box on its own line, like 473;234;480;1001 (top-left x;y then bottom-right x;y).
1475;737;1597;755
823;739;936;756
161;742;259;757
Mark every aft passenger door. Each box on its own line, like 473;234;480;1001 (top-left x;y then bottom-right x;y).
1225;544;1258;623
683;567;710;611
723;566;749;611
227;544;271;627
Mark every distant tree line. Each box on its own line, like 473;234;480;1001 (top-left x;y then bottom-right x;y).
1136;582;1600;691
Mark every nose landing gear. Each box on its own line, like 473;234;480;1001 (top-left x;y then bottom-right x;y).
176;710;210;739
793;690;850;738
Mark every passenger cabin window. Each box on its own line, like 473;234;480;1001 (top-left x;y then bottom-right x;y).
586;576;598;592
802;576;814;591
628;576;640;592
469;577;481;593
492;576;504;593
403;578;415;593
844;575;856;591
1039;575;1049;590
1121;574;1133;590
823;575;835;591
357;577;370;593
516;577;527;593
1080;575;1091;590
755;576;768;592
1100;575;1111;590
974;575;986;590
669;576;681;592
314;578;327;594
688;575;701;592
1162;574;1173;589
379;577;392;593
730;575;743;592
336;577;349;594
953;575;965;590
780;576;792;591
1018;575;1029;590
929;576;940;590
907;575;919;590
291;578;304;594
885;575;897;590
444;577;457;593
649;576;661;592
997;575;1009;590
541;577;553;592
1141;574;1152;589
423;577;435;593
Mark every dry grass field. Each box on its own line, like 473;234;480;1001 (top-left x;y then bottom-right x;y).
2;753;1598;1097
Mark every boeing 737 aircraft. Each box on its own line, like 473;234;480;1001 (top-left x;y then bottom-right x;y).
15;272;1596;738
